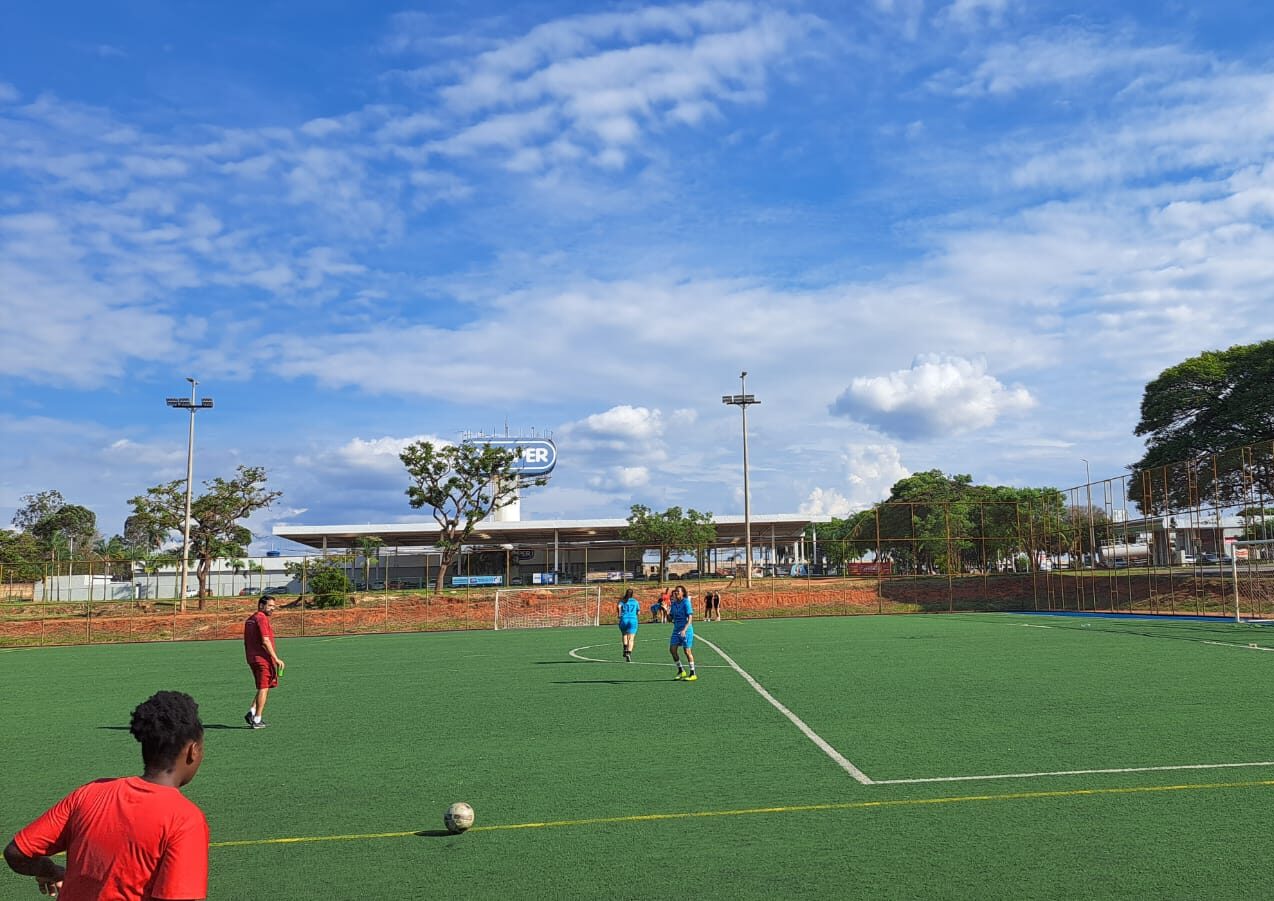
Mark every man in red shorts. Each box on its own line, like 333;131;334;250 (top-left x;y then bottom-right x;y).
244;593;285;729
4;690;209;899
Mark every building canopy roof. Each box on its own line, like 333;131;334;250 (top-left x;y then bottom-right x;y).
274;513;830;551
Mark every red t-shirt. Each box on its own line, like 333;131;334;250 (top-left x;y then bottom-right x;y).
13;776;208;901
244;610;275;664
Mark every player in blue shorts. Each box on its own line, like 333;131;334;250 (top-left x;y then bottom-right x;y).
616;588;640;662
668;584;697;681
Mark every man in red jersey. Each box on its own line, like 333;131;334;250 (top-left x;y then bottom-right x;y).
244;593;285;729
4;690;209;900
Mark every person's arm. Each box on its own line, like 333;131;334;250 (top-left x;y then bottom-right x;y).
5;839;65;896
262;636;283;668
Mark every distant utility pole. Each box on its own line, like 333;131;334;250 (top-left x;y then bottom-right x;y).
166;379;213;612
723;372;760;588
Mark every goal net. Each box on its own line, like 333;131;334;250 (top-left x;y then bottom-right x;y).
493;585;602;630
1231;539;1274;621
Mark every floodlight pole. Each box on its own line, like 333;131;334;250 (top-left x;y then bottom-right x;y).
1081;458;1097;567
166;379;214;612
723;373;760;588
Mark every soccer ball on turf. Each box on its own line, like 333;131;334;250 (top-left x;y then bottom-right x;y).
444;802;475;834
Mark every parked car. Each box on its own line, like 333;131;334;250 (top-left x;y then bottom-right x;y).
241;586;291;596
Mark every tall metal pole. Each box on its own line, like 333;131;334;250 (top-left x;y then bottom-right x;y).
1082;458;1097;567
741;374;752;588
179;379;197;612
167;380;214;613
723;373;760;588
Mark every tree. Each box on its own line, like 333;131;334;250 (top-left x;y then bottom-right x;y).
128;466;281;609
355;537;383;590
31;504;98;563
124;513;167;553
622;505;717;583
0;529;46;583
12;490;66;532
1130;340;1274;513
94;535;135;581
400;441;548;593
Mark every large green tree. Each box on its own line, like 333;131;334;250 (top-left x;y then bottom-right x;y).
11;490;99;563
128;465;281;608
0;530;46;583
622;505;717;583
400;441;548;593
12;490;66;533
821;471;1066;575
1130;340;1274;513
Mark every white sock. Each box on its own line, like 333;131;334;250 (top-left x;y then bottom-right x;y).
253;714;262;724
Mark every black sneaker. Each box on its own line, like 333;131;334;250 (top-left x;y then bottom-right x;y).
624;652;631;662
244;712;254;727
250;720;269;730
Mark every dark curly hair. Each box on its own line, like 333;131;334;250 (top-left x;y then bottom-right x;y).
129;691;204;770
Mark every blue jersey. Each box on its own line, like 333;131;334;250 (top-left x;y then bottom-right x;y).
670;597;693;630
619;598;640;620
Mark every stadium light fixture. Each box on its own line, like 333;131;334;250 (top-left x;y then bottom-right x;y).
723;372;760;588
166;378;214;611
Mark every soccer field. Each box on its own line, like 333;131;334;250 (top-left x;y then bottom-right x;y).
3;614;1273;899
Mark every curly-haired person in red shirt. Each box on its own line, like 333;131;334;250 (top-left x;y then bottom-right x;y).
4;690;209;900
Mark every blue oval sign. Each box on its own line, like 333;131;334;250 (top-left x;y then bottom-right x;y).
464;438;557;476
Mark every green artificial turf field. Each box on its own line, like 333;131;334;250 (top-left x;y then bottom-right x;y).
3;613;1273;899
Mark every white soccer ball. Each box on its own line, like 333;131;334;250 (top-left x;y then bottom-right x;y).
444;802;475;834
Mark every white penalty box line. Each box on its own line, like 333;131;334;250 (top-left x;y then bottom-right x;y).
695;637;1274;788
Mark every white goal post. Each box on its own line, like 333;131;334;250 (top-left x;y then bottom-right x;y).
493;585;602;630
1230;539;1274;622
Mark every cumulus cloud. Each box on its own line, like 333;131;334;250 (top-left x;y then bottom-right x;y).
580;404;663;439
801;444;912;516
588;465;651;492
830;355;1035;440
800;487;852;516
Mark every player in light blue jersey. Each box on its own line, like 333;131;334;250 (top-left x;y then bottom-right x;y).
668;585;697;681
616;588;640;661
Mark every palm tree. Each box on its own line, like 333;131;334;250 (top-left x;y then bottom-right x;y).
356;538;383;590
247;560;265;594
228;557;246;597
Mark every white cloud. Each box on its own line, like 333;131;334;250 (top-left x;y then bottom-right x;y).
799;487;852;516
588;465;651;491
420;4;818;171
928;26;1196;98
830;355;1036;439
330;434;452;474
580;405;663;439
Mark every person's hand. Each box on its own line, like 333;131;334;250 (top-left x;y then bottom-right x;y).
36;864;64;895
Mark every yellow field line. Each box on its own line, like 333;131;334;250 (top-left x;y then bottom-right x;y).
209;778;1274;848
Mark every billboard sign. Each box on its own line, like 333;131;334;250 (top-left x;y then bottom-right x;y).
451;575;503;587
463;437;557;476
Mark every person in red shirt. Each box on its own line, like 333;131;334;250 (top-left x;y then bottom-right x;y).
4;690;209;900
244;593;285;729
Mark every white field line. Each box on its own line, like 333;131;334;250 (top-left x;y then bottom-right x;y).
568;643;730;668
873;760;1274;785
1202;640;1274;651
697;637;874;785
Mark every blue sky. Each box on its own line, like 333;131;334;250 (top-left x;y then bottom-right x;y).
4;0;1274;549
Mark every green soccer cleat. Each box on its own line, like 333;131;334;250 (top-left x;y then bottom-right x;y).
685;674;698;681
674;671;687;680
